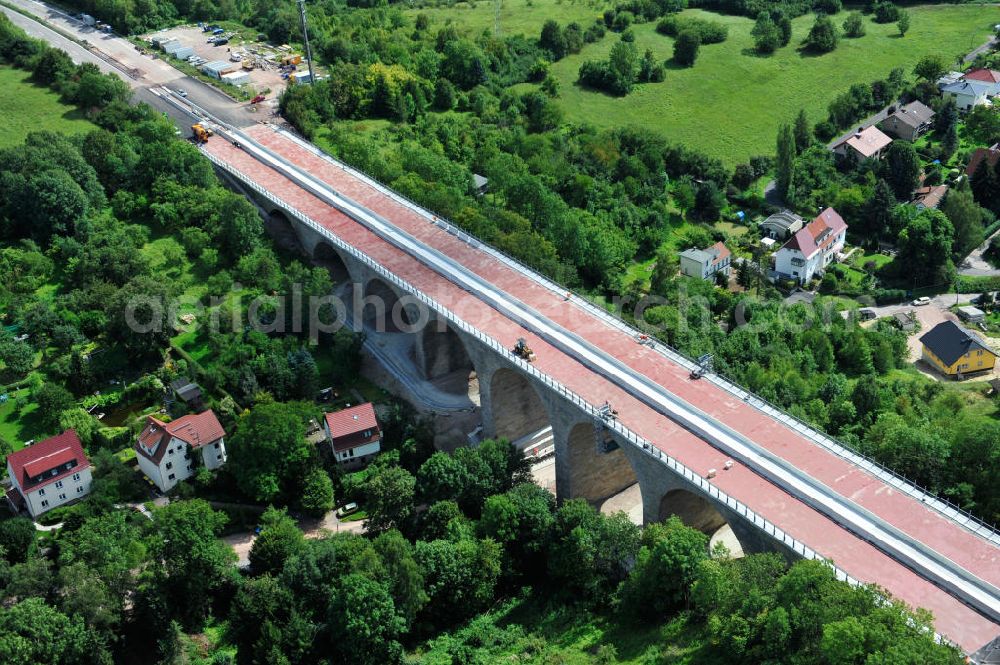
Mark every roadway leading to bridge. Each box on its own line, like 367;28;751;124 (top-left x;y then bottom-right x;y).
202;126;1000;653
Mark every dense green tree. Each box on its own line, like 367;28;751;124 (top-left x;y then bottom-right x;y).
673;30;700;67
298;467;334;517
882;141;922;200
793;109;811;153
0;518;35;565
539;20;567;60
897;10;910;36
249;507;306;577
326;573;404;665
895;209;955;286
415;537;501;628
914;54;947;82
151;499;237;629
228;402;316;505
365;465;416;534
0;598;111;664
941;186;987;260
620;517;709;618
372;530;427;629
775;123;796;200
805;15;838;54
842;12;865;38
861;179;895;243
547;500;640;602
751;13;781;54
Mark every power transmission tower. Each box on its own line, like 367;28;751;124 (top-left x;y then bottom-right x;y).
494;0;502;36
296;0;316;85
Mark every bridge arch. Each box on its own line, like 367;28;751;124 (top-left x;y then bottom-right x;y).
360;277;417;333
564;422;638;505
265;208;304;255
487;367;551;446
658;488;746;557
418;320;478;396
313;240;352;285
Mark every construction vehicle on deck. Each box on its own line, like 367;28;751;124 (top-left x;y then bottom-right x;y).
281;54;302;66
512;338;536;363
191;123;213;143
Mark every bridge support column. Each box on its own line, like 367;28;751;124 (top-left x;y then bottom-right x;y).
618;442;794;558
553;415;638;505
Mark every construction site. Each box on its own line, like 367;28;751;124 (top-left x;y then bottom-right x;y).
138;24;317;101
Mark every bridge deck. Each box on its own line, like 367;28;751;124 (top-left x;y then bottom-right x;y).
204;128;1000;652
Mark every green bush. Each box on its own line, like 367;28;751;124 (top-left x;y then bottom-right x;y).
656;15;728;43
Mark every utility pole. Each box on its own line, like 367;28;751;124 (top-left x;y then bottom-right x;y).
297;0;316;85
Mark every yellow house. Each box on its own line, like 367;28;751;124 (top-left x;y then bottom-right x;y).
919;320;997;378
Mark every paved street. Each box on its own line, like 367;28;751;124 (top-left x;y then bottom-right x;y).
1;0;263;129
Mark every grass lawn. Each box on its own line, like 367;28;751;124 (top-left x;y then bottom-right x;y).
0;67;94;147
537;5;998;165
0;388;45;450
849;249;894;271
403;0;613;38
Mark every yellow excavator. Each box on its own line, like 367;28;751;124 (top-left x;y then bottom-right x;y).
191;123;214;143
512;338;536;363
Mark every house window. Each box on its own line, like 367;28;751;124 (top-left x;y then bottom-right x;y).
58;493;66;500
166;462;173;470
55;481;63;489
186;465;192;472
349;448;355;457
978;350;983;356
40;500;48;508
72;473;80;482
76;486;84;493
217;455;223;461
168;473;176;480
38;488;45;497
214;443;219;449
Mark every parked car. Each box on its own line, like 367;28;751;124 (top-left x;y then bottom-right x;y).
911;296;931;306
336;502;359;518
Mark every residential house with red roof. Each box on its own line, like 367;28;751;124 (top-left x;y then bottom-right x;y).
5;429;92;517
135;410;226;492
966;143;1000;177
324;403;381;469
773;208;848;285
678;241;731;281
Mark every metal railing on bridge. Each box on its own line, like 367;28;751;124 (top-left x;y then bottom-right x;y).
267;127;1000;547
204;151;866;588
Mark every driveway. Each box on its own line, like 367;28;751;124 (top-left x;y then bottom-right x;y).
959;229;1000;277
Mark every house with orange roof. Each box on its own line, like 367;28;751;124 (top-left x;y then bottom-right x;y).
324;403;381;469
773;208;848;285
5;430;92;517
135;410;227;492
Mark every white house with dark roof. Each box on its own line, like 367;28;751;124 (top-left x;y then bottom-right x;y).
5;429;92;517
773;207;847;284
324;403;381;469
941;79;996;111
678;241;731;281
135;410;227;492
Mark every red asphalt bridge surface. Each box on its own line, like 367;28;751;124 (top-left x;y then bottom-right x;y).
206;125;1000;652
